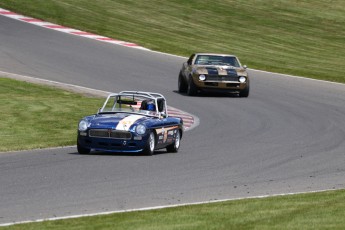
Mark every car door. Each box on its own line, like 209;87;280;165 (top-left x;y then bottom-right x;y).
153;117;179;149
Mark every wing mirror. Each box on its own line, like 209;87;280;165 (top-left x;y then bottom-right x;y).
159;112;167;119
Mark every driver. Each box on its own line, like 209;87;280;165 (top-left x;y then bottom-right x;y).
146;101;156;111
140;100;156;111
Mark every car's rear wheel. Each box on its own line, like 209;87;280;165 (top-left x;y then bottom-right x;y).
166;130;181;153
143;132;155;156
178;71;188;93
187;76;197;96
77;142;91;154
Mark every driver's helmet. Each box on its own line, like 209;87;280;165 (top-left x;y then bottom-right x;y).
146;102;156;111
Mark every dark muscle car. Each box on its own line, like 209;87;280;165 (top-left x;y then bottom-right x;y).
178;53;250;97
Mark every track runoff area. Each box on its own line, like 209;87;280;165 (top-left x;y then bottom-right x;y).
1;6;343;226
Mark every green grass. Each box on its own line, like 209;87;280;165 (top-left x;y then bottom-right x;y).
0;0;344;83
0;78;103;152
2;189;345;229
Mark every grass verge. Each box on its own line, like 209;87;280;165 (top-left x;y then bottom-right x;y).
1;189;345;229
0;77;103;152
0;0;344;83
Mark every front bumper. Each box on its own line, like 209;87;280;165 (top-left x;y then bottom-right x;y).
192;75;248;91
78;132;148;153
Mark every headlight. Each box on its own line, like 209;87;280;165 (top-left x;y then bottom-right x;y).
239;76;246;83
78;120;89;131
136;124;146;135
199;74;206;81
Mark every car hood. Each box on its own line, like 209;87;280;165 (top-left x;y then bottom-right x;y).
88;114;147;131
194;65;247;76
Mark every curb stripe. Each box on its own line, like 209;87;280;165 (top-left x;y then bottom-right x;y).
71;31;97;36
0;11;18;15
0;8;149;50
96;37;119;41
21;18;43;22
44;25;70;29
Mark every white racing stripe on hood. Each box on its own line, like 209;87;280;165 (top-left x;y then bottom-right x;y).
116;114;145;131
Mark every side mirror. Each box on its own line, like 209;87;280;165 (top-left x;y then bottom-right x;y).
243;65;247;69
159;112;167;119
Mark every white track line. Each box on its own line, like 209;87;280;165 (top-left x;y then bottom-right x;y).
0;188;340;227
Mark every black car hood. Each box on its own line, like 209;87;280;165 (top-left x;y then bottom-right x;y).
194;65;245;76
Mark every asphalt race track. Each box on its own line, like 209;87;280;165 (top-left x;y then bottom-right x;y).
1;14;345;224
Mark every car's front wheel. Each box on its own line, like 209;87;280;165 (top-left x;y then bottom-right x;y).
187;76;198;96
143;132;156;156
178;71;188;93
77;142;91;154
166;130;181;153
239;83;250;97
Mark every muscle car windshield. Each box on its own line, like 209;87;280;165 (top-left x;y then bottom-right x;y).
194;55;240;67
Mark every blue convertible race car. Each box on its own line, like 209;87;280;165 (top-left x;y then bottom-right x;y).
77;91;184;155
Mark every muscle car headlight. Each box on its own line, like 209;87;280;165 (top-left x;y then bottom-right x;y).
136;124;146;135
239;76;246;83
199;74;206;81
78;120;89;131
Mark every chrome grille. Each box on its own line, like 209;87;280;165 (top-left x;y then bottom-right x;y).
206;75;238;82
89;129;132;139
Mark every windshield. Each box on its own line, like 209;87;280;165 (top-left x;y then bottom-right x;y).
194;55;240;67
100;94;165;117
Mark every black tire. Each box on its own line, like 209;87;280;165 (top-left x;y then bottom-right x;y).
239;81;250;98
187;76;198;96
143;132;156;156
77;142;91;154
178;71;188;93
166;130;181;153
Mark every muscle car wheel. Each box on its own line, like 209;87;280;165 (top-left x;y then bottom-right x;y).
77;142;91;154
143;132;155;156
239;82;250;97
178;71;187;93
166;130;181;153
187;76;197;96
